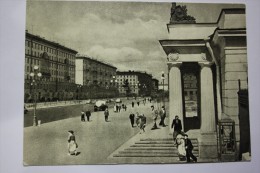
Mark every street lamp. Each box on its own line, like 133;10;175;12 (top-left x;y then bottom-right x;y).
30;65;42;126
161;71;165;107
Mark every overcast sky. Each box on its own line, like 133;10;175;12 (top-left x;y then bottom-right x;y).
26;1;244;81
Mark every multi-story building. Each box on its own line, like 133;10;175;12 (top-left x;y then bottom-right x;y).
24;31;78;102
75;54;117;99
116;71;153;97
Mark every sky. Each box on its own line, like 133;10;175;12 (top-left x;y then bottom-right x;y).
26;0;244;81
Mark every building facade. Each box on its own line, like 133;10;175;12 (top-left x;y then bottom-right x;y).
116;71;153;97
75;54;118;99
24;31;78;102
159;3;248;160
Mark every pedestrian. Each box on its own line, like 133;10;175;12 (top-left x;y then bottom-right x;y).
151;106;158;130
118;104;121;112
124;104;127;111
129;112;135;127
135;112;141;127
139;114;146;134
159;106;166;127
85;110;91;122
137;101;140;106
171;115;183;143
104;108;109;122
67;130;78;156
122;104;125;111
80;111;85;122
184;134;197;163
176;133;186;161
114;104;117;112
132;101;134;108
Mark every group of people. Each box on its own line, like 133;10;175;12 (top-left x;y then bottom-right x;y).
73;99;197;162
129;112;147;134
80;110;92;122
151;105;166;129
171;115;197;163
114;103;127;112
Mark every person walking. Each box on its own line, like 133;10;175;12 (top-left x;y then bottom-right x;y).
159;106;166;127
176;133;186;161
137;101;140;106
171;115;183;143
139;114;146;134
114;104;117;112
151;106;158;130
80;111;85;122
85;110;91;122
129;112;135;127
132;101;134;108
67;130;78;156
104;108;109;122
184;134;197;163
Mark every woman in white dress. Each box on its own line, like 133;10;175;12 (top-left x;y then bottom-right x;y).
67;130;78;156
176;133;186;161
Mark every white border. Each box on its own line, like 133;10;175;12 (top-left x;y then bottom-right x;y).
0;0;259;173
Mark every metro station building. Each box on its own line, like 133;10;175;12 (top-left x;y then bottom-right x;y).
160;3;249;160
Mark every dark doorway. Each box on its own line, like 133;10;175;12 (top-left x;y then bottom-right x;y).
181;62;201;131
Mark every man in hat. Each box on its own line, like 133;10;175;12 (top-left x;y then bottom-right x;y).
184;134;197;163
159;106;166;127
171;115;183;142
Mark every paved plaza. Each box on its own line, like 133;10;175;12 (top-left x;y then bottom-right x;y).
24;100;158;165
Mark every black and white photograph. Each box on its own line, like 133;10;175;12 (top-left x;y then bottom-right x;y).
21;0;252;165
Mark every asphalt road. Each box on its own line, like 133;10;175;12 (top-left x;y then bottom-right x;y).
24;97;144;127
23;101;155;165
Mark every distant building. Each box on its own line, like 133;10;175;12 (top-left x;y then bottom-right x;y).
116;71;153;97
24;31;78;102
75;54;118;99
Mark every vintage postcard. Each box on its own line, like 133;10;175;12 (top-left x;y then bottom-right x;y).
23;0;250;165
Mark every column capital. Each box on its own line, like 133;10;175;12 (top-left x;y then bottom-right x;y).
167;62;182;71
198;61;214;68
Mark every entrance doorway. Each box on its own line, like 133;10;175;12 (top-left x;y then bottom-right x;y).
181;63;201;131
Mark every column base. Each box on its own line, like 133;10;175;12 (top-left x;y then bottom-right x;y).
198;132;218;159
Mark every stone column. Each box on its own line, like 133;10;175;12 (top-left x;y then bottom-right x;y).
168;62;183;132
199;62;216;133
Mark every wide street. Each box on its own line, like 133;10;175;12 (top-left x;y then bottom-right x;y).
24;99;160;165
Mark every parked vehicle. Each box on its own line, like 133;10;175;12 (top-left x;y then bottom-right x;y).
94;100;108;112
115;98;122;103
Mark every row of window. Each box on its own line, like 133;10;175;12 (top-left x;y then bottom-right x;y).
25;82;75;91
25;40;75;59
117;75;137;79
25;50;75;65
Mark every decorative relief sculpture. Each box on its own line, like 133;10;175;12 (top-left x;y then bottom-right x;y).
168;53;179;61
170;2;196;24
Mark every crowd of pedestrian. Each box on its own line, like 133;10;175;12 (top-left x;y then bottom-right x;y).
70;97;197;163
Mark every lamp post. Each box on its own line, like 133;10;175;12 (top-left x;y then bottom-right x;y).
30;65;42;126
161;71;165;107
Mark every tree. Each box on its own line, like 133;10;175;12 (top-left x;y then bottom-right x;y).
123;79;131;98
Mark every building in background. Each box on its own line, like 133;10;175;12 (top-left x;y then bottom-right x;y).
24;31;78;102
116;71;153;97
75;54;118;99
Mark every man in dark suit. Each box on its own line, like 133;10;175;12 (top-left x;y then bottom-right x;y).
159;106;166;127
184;134;197;163
171;115;182;141
129;113;135;127
85;110;91;122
